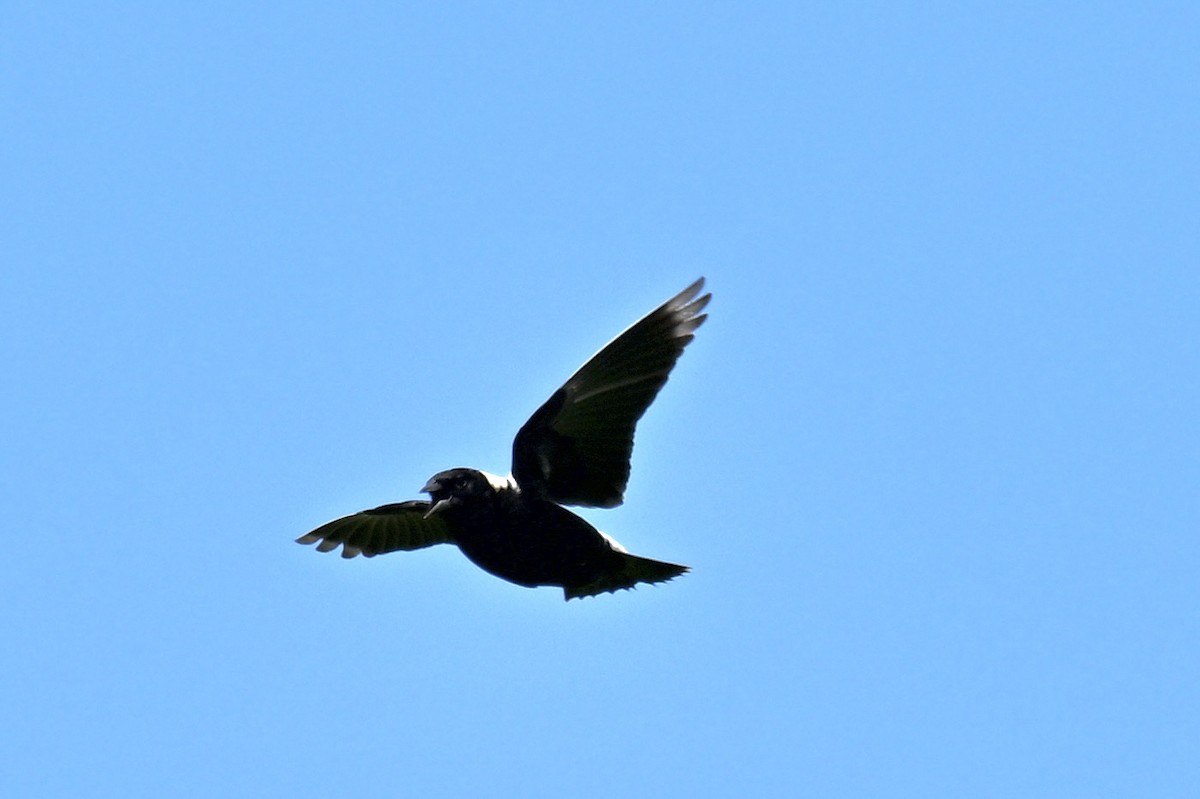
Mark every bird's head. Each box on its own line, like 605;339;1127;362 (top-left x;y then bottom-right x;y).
420;468;510;519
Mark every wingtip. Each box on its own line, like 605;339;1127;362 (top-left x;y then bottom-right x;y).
662;278;711;340
669;278;711;324
671;277;707;307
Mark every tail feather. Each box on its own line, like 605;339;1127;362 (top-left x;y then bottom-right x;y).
564;553;689;600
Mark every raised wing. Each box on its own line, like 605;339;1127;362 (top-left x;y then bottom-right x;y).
512;277;710;508
296;501;452;558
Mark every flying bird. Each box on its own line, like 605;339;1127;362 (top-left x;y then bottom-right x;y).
297;278;711;600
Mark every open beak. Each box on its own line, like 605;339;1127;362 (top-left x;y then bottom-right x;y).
421;478;448;519
423;498;452;520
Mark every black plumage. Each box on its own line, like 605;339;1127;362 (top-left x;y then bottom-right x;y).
297;278;711;600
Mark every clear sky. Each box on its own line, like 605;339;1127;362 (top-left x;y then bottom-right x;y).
3;3;1197;797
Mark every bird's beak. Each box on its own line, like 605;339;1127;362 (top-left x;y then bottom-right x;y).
421;478;446;519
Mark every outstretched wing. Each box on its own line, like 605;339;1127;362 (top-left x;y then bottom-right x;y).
296;501;452;558
512;277;710;508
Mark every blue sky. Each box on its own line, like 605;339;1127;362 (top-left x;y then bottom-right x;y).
3;3;1197;797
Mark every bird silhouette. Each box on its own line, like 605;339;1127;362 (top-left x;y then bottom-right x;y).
297;278;710;600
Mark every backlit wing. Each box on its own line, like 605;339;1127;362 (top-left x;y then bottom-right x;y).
296;501;452;558
512;278;710;508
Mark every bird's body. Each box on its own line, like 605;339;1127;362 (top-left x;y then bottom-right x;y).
422;469;687;599
298;278;710;600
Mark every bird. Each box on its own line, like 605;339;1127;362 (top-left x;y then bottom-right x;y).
296;278;711;600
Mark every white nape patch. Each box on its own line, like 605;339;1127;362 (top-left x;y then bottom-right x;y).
598;530;629;553
481;470;516;492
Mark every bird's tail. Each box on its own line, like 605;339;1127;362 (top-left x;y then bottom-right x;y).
564;554;689;600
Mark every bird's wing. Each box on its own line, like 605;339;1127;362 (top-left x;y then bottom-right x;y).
511;277;710;508
296;501;452;559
